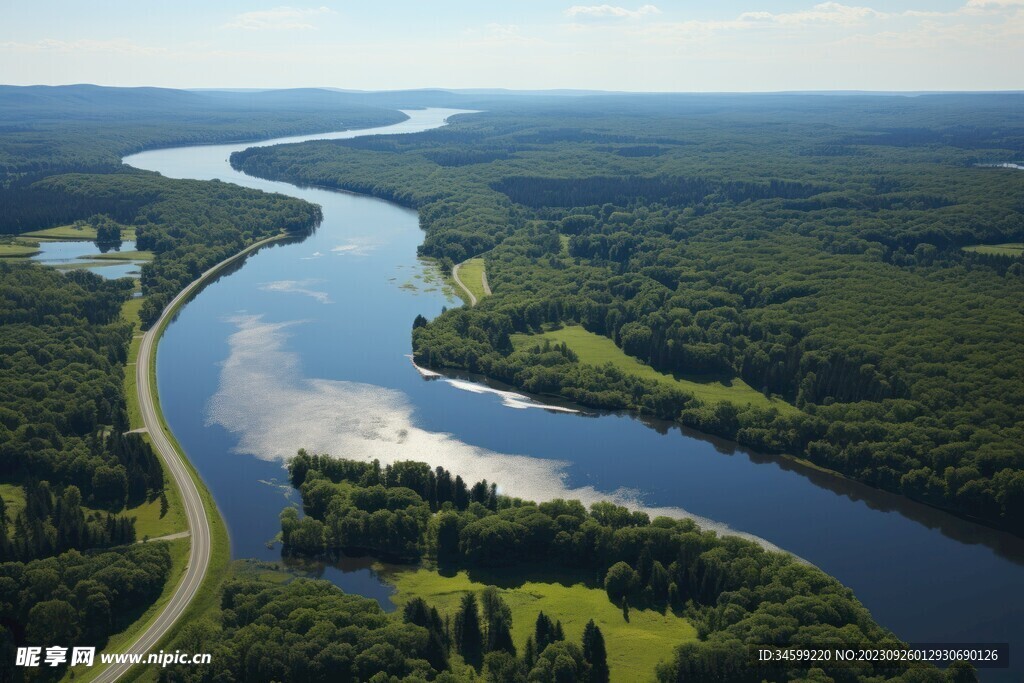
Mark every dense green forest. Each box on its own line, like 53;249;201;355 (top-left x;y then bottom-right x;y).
248;452;966;682
230;94;1024;533
0;264;164;675
0;264;160;513
0;543;172;678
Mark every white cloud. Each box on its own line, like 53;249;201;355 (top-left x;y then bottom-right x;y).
205;315;783;552
0;38;169;55
224;6;334;31
738;2;886;26
331;238;378;256
565;4;661;20
259;279;332;304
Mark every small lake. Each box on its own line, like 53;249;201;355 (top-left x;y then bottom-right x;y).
31;239;144;278
125;110;1024;681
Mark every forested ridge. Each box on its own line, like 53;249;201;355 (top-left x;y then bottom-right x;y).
0;84;408;185
230;94;1024;533
249;452;968;682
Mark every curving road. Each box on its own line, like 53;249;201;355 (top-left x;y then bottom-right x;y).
92;235;283;682
451;261;478;306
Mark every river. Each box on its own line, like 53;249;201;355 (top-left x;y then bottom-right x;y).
124;109;1023;680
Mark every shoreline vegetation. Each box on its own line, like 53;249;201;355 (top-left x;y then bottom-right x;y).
231;97;1024;537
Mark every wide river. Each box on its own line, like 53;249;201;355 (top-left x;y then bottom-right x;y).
125;109;1023;680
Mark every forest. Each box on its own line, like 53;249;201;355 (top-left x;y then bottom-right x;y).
234;451;972;683
230;94;1024;533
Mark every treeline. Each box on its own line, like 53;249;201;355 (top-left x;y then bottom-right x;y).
232;98;1024;533
0;543;171;680
0;482;134;562
491;175;823;209
280;454;962;682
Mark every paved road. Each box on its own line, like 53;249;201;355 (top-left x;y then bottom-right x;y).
92;236;281;682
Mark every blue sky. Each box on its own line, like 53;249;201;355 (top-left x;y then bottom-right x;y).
1;1;1020;91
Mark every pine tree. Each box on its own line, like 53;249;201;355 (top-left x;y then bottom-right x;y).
582;620;609;683
482;586;516;655
454;592;483;669
535;611;555;652
524;636;537;669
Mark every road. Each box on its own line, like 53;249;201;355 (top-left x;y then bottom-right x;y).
92;235;282;682
451;261;478;306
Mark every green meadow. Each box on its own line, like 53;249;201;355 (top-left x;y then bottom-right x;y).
963;242;1024;256
458;257;489;302
512;325;797;413
386;567;696;682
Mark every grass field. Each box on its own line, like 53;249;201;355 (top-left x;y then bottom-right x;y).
0;483;26;532
963;243;1024;256
0;241;41;258
128;491;188;540
22;224;137;241
121;294;145;328
457;258;489;302
511;325;797;413
386;567;696;682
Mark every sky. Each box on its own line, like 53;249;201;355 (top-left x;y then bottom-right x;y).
1;0;1021;92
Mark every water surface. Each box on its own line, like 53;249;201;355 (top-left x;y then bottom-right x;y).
125;110;1023;680
32;239;143;278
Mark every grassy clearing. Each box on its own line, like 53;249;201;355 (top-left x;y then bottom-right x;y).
129;490;188;540
963;242;1024;256
386;567;696;682
23;224;137;240
0;483;26;532
122;297;145;429
71;538;191;683
121;295;145;329
457;257;488;302
87;250;154;261
512;325;798;413
0;242;41;258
